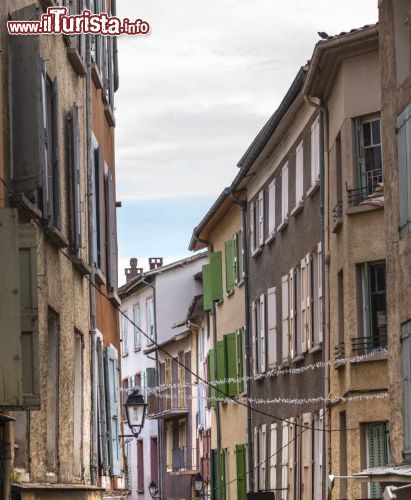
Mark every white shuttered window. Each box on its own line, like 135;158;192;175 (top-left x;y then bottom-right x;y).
267;287;277;367
311;116;320;185
296;141;304;205
270;423;278;491
268;180;276;236
282;275;289;362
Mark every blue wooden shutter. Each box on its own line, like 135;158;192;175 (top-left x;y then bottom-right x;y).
402;321;411;460
105;345;122;476
397;103;411;236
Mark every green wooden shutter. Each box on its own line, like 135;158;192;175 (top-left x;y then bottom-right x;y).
233;233;239;285
203;264;212;311
402;322;411;460
225;240;234;293
217;340;227;397
237;329;244;394
210;251;223;301
236;444;246;500
105;345;122;477
224;333;237;396
209;348;216;407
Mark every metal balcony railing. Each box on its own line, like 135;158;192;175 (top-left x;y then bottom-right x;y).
172;447;197;472
351;333;387;355
346;168;383;206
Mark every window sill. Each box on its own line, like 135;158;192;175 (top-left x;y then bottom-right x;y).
67;47;87;77
307;181;320;198
309;343;322;354
121;352;129;358
95;268;107;286
291;354;305;363
226;289;235;298
350;352;388;364
279;361;290;369
134;347;141;353
15;194;42;220
346;203;383;215
290;200;304;217
216;298;224;307
46;226;69;249
236;279;245;288
251;246;262;258
104;103;116;127
109;288;121;307
277;219;288;233
72;256;91;276
91;63;104;89
332;217;343;233
265;231;276;246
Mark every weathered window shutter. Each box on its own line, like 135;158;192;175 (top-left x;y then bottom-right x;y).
97;148;105;270
105;167;117;292
397;103;411;236
233;233;239;284
268;179;276;235
0;209;22;407
367;423;388;497
301;257;308;353
289;268;295;359
296;141;304;204
105;345;122;477
133;303;141;349
260;293;266;373
267;287;277;367
260;424;267;490
311;116;320;184
210;251;223;301
250;201;255;252
217;340;226;396
146;367;157;415
19;221;40;409
208;349;216;407
225;239;234;293
236;444;246;500
288;418;295;499
302;413;313;498
270;423;278;491
282;275;289;362
306;253;312;349
252;301;257;376
224;333;237;396
69;103;82;255
96;337;109;474
402;321;411;459
318;242;323;342
281;163;289;223
354;117;365;189
361;263;372;338
50;77;61;229
10;5;45;204
254;426;259;492
258;190;264;246
281;421;289;500
198;383;205;429
202;264;212;311
236;328;244;394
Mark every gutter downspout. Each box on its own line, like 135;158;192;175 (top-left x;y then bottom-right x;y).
230;191;253;493
141;276;162;499
194;235;222;500
86;10;98;485
304;95;329;500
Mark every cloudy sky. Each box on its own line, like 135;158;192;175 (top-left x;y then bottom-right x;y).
115;0;377;284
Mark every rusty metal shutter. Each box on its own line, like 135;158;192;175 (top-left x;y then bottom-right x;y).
9;4;45;204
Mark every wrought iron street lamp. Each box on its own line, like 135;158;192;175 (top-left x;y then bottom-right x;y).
124;388;147;437
149;480;159;498
193;472;204;496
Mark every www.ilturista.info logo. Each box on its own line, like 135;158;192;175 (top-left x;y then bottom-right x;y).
7;7;150;36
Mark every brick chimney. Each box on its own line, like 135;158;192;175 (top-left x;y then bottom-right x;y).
125;258;143;283
149;257;163;270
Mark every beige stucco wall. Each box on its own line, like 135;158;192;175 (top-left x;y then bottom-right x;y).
327;47;389;500
1;0;92;487
208;202;247;500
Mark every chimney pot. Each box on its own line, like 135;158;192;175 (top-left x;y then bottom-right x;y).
125;257;141;283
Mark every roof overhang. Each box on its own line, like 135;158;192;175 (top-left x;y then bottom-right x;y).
303;25;379;100
353;465;411;484
143;329;191;355
147;408;189;420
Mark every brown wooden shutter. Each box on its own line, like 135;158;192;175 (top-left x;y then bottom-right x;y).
9;4;45;203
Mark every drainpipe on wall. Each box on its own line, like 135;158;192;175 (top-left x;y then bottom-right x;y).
230;191;253;493
304;95;329;500
85;13;98;484
195;236;222;500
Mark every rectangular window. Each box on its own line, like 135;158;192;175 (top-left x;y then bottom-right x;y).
69;103;82;256
311;116;320;185
267;287;277;368
313;411;323;499
259;294;266;373
258;190;264;246
121;312;128;356
268;179;276;237
353;116;383;203
288;418;296;499
281;275;290;362
358;261;387;353
47;309;59;473
73;331;83;478
338;270;345;351
250;200;257;253
402;320;411;461
289;268;295;358
280;163;289;227
146;298;155;341
137;438;144;493
339;411;348;498
234;230;244;284
252;300;259;375
296;266;302;355
301;413;312;498
295;141;304;206
397;102;411;235
133;303;141;350
259;424;267;491
92;141;105;271
363;422;389;498
166;422;173;470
